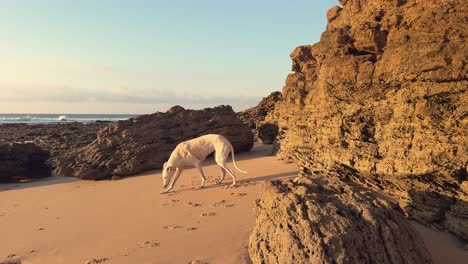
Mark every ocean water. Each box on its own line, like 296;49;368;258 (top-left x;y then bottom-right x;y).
0;114;137;124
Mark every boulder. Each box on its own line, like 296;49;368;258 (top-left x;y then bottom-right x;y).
257;123;278;145
0;123;105;170
55;105;254;180
0;143;51;182
264;0;467;240
249;172;433;264
237;91;281;140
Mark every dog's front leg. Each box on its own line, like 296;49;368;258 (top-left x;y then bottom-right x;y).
161;168;182;194
195;162;206;188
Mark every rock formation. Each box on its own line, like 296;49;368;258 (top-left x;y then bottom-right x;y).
56;105;254;180
261;0;467;240
257;123;279;145
250;0;467;262
0;143;51;182
0;123;105;170
249;173;433;264
237;91;281;143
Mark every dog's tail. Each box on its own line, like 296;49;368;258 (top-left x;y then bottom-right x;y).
230;145;247;174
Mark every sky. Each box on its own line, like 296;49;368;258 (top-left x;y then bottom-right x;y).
0;0;338;114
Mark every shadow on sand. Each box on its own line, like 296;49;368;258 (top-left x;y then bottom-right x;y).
0;144;292;192
179;171;298;193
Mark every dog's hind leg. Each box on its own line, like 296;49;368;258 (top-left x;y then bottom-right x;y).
216;167;226;185
217;160;237;186
195;161;206;188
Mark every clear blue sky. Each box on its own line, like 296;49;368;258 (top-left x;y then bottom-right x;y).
0;0;338;114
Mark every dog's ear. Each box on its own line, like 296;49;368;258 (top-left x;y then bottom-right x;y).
163;162;174;171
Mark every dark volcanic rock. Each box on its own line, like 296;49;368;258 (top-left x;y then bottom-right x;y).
0;123;105;170
56;105;254;180
0;143;51;182
237;91;281;142
263;0;467;240
249;172;433;264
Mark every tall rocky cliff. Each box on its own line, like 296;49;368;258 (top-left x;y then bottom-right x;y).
250;0;467;262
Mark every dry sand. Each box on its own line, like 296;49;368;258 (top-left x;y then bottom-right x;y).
0;145;297;264
1;144;466;264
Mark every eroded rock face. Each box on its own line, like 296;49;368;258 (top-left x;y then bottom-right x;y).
56;105;254;180
0;143;51;182
249;172;433;264
265;0;467;239
237;91;281;142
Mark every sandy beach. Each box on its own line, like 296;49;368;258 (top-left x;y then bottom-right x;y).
1;144;467;264
0;145;298;264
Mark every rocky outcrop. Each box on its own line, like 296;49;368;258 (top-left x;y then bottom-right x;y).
55;105;254;180
263;0;467;240
0;143;51;182
257;123;279;145
249;172;433;264
237;92;281;142
0;123;106;170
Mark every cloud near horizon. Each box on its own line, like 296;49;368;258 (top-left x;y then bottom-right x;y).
0;83;264;112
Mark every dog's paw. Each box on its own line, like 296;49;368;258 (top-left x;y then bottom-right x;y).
160;190;169;194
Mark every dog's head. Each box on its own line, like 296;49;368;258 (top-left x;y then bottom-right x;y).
162;162;175;189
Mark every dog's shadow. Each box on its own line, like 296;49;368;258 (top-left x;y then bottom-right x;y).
173;171;297;193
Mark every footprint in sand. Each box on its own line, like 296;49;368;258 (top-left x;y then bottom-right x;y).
2;260;21;264
137;240;160;248
187;202;201;207
230;192;247;197
189;260;209;264
85;257;109;264
162;225;198;231
162;225;184;230
4;251;38;264
201;212;216;217
162;199;180;206
211;200;235;208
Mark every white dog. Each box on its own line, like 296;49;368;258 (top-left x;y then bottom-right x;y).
160;134;247;194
